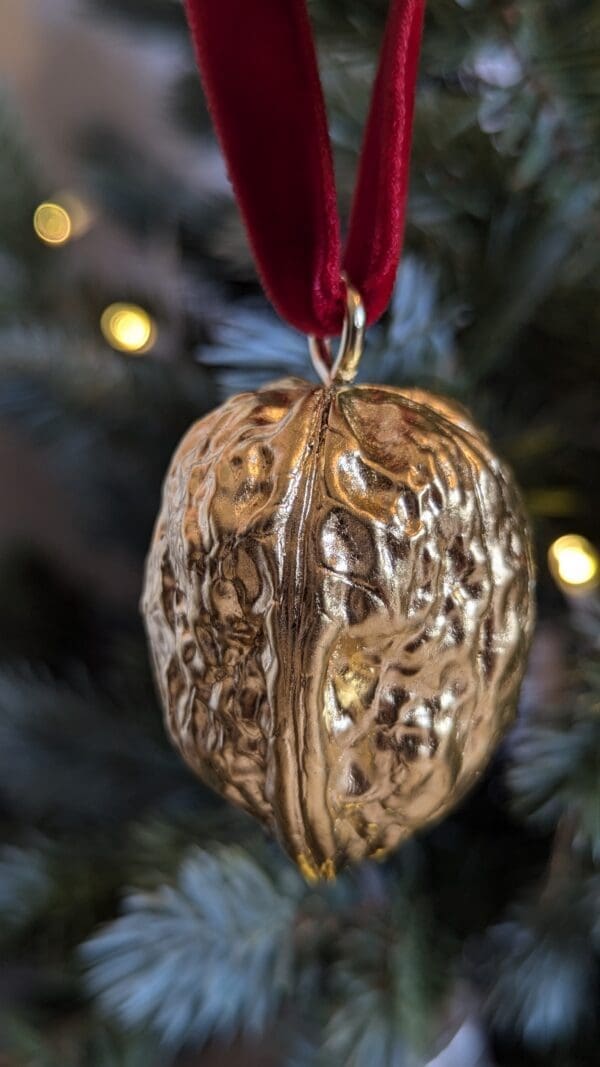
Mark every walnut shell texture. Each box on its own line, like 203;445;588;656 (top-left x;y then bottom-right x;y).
142;378;535;878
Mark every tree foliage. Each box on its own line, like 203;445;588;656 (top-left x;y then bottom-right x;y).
0;0;599;1064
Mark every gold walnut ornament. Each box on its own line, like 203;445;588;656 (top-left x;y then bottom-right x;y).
142;286;535;879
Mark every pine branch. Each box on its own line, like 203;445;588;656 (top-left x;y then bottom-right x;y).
81;846;306;1048
0;94;43;258
361;255;462;389
508;658;600;860
199;306;311;399
476;646;600;1054
319;891;452;1067
0;669;185;830
0;844;51;938
126;810;266;889
1;1013;163;1067
0;326;214;422
478;875;600;1052
0;327;216;550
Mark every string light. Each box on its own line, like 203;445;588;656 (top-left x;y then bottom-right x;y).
548;534;599;595
100;303;156;354
33;191;94;246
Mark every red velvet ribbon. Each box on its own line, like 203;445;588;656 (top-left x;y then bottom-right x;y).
184;0;425;338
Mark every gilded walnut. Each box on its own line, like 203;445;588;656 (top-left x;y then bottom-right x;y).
142;378;535;877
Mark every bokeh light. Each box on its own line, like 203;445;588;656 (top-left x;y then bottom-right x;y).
33;192;94;246
33;201;72;245
548;534;599;595
100;303;156;354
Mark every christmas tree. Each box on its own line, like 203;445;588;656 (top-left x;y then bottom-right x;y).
0;1;599;1065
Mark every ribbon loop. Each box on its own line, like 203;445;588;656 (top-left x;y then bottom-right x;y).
185;0;425;337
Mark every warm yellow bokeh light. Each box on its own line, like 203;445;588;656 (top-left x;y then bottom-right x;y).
33;193;94;246
33;202;72;245
548;534;599;594
100;303;156;354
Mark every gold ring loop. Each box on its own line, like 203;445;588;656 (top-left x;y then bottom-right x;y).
308;275;366;386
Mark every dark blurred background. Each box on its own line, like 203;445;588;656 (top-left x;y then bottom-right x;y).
0;1;599;1065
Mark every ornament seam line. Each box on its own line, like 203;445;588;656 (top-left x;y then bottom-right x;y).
285;387;334;865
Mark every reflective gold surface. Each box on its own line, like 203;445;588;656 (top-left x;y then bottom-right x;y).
142;378;535;876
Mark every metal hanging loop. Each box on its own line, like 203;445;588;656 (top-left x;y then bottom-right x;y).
309;276;366;386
